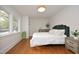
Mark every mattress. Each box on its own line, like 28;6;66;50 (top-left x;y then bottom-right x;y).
32;32;66;38
30;32;66;47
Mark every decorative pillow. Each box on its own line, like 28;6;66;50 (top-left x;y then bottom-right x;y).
49;29;65;36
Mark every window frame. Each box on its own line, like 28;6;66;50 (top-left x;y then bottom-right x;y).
0;9;9;33
0;8;21;36
13;16;19;32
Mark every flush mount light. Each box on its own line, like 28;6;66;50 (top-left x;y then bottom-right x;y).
37;6;46;12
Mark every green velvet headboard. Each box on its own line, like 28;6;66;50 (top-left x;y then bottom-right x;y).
52;24;70;37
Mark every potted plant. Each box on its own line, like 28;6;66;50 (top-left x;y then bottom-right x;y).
72;30;79;39
21;31;26;39
46;23;50;29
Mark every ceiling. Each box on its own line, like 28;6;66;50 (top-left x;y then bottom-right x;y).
13;5;66;18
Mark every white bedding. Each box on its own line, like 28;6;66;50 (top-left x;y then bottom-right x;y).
30;32;66;47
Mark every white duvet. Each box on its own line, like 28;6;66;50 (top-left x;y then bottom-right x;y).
30;32;66;47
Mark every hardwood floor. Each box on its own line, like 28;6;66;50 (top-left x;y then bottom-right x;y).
7;39;73;54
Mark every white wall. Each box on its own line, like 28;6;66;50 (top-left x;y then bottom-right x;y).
21;16;29;38
29;18;50;36
50;6;79;35
0;33;21;53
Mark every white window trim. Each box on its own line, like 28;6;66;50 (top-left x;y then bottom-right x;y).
9;14;21;33
9;14;13;32
18;18;21;32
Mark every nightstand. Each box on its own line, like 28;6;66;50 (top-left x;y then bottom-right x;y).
65;37;79;54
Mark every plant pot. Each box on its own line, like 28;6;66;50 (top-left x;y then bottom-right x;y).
73;36;78;40
21;31;26;39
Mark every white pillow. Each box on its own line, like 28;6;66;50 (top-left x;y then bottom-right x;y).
56;29;65;35
49;29;56;34
49;29;65;36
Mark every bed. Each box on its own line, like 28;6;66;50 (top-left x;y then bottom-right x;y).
30;25;70;47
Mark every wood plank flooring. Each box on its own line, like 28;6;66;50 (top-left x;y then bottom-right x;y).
7;39;73;54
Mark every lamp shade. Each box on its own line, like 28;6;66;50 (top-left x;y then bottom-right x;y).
37;6;46;12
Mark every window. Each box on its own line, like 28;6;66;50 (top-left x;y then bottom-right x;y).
13;17;18;32
0;10;9;33
0;9;20;36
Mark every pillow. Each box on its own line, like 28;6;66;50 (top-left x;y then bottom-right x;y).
49;29;65;36
55;29;65;35
49;29;56;34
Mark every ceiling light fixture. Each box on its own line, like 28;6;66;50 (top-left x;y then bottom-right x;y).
37;6;46;13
